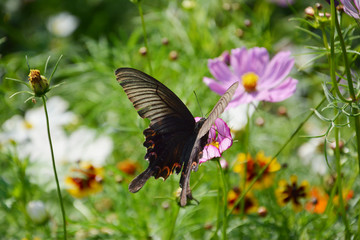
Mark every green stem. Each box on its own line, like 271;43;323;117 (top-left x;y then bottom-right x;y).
137;2;153;75
240;105;251;216
333;109;351;238
329;0;352;104
41;96;67;239
212;163;222;240
227;97;327;216
217;159;228;240
332;0;360;173
166;203;180;240
333;8;356;100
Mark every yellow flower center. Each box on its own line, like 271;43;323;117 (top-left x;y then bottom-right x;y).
210;141;219;149
241;72;258;92
23;121;33;129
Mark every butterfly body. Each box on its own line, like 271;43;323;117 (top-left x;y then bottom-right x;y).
115;68;238;206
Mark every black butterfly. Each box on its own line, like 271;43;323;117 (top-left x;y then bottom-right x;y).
115;68;238;206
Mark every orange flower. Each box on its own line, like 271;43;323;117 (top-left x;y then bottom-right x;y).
305;187;328;214
333;189;354;207
233;151;280;189
117;160;138;175
65;162;103;198
227;187;258;214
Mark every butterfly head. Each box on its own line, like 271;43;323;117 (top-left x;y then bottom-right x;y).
194;117;206;133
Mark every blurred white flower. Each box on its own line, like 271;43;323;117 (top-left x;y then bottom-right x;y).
221;102;257;131
47;12;79;37
65;127;113;167
26;200;48;224
0;97;113;188
298;138;328;175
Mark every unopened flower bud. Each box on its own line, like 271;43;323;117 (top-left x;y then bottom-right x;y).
235;28;244;38
255;117;265;127
169;50;178;61
305;6;315;18
315;3;322;10
26;200;48;224
258;206;268;217
244;19;252;27
277;106;288;116
28;69;49;97
337;5;344;12
139;46;147;56
220;158;229;170
220;51;230;66
161;37;169;45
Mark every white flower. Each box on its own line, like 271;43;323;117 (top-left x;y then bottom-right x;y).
26;200;48;224
0;97;113;189
221;102;257;131
298;138;328;175
64;127;113;167
47;12;79;37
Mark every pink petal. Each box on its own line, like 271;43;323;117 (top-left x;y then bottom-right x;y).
341;0;360;18
219;137;232;153
200;145;221;163
214;118;232;143
264;77;298;102
208;58;238;83
231;47;269;77
259;51;294;89
203;77;228;95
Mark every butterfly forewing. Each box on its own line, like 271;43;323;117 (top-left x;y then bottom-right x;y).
197;81;239;139
116;68;195;132
179;82;239;206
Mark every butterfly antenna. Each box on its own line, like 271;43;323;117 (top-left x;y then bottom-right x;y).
193;90;204;117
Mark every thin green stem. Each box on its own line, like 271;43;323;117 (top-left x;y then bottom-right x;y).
333;8;356;101
240;105;251;216
227;97;327;216
41;96;67;239
332;0;360;173
137;2;153;75
166;203;180;240
217;159;228;240
329;0;352;104
211;163;222;240
333;109;351;238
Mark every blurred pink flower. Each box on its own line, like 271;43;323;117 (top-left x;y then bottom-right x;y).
195;118;233;163
340;0;360;18
203;47;298;107
268;0;294;7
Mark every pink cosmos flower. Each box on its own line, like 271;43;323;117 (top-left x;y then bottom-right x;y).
268;0;294;7
340;0;360;18
203;47;298;108
195;117;233;163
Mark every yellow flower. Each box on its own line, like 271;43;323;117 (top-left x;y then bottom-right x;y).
275;175;309;212
233;151;280;189
65;162;104;198
227;187;258;214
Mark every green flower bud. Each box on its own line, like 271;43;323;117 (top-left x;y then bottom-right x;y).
28;69;49;97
